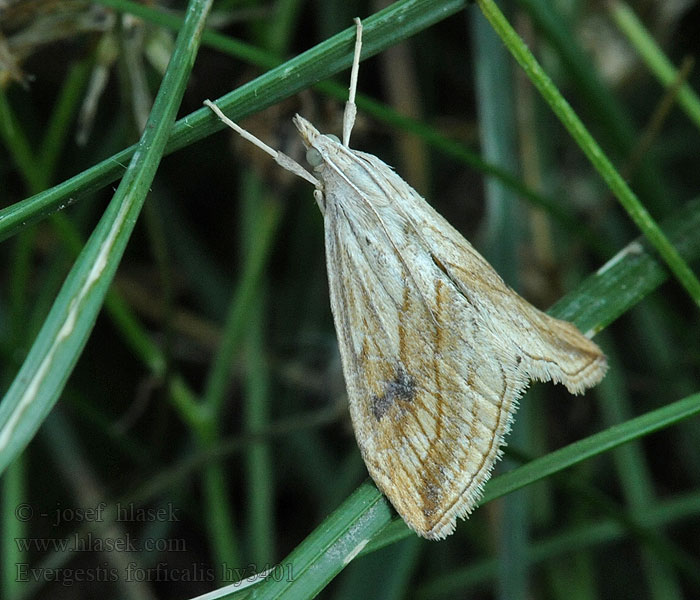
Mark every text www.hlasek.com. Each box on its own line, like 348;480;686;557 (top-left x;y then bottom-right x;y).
15;532;185;553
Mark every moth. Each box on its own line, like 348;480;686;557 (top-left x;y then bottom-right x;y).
205;18;607;540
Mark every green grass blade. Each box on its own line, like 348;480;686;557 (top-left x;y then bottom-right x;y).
548;198;700;334
610;1;700;131
36;60;93;186
248;481;394;600
517;0;669;211
415;489;700;596
0;0;607;262
201;199;282;416
110;198;696;587
0;0;214;477
102;0;607;255
0;0;470;243
597;344;684;599
233;195;700;594
244;392;700;596
94;0;610;256
471;11;529;600
482;393;700;508
0;92;42;191
1;458;25;600
476;0;700;308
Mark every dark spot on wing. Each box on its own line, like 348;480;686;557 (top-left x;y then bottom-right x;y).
371;365;417;421
370;394;392;421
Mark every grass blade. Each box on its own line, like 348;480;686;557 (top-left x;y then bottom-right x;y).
236;195;700;595
0;0;471;244
476;0;700;308
610;1;700;131
0;0;214;476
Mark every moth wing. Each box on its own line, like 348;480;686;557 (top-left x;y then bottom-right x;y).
323;150;605;539
357;150;608;395
324;194;525;539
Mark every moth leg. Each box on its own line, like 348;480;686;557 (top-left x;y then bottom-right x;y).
342;17;363;148
203;99;320;187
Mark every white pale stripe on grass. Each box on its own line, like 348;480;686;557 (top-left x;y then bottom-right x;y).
0;193;132;453
0;0;214;475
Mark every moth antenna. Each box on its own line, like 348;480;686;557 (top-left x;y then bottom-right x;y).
342;17;363;148
203;100;320;187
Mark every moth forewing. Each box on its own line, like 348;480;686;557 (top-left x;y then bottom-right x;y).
205;17;607;540
319;137;606;539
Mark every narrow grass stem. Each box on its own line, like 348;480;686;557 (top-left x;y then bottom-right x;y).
477;0;700;309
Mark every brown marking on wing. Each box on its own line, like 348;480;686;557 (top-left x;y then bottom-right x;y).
418;279;450;519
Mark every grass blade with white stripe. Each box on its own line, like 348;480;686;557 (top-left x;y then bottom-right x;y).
0;0;214;476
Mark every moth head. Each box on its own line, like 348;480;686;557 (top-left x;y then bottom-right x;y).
293;114;341;170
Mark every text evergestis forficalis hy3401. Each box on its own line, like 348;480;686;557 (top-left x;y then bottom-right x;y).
204;18;607;540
